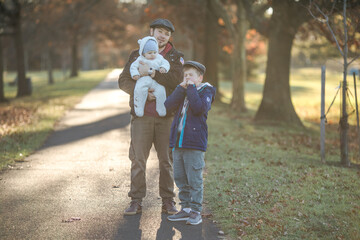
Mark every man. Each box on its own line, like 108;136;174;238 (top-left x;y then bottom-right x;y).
118;19;184;215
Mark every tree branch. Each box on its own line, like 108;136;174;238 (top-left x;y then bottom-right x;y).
348;54;360;66
308;0;344;57
210;0;237;39
240;0;269;37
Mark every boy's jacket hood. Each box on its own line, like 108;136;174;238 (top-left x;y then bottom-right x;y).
138;36;158;56
197;82;216;103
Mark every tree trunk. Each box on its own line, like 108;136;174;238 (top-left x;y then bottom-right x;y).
231;1;247;111
0;37;5;102
254;17;302;126
340;0;349;166
231;41;247;111
14;17;30;97
47;47;54;85
204;0;219;91
70;32;78;77
340;72;349;166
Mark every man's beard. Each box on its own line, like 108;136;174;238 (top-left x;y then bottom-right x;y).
158;42;167;49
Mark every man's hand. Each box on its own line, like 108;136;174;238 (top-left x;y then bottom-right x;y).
159;67;166;73
139;61;150;77
147;88;156;101
132;75;140;81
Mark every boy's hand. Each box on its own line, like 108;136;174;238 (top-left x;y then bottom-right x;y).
132;75;140;81
147;88;156;101
187;80;194;86
139;61;150;77
180;79;188;89
159;67;166;73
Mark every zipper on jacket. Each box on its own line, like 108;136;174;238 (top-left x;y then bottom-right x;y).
178;105;188;148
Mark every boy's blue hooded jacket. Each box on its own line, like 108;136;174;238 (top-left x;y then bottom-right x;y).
164;83;216;152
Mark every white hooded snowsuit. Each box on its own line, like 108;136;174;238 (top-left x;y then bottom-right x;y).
130;36;170;117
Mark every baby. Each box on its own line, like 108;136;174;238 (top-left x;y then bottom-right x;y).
130;36;170;117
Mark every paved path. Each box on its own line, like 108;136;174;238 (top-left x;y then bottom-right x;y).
0;70;222;240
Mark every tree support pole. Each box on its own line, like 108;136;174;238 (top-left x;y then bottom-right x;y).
353;72;360;158
320;66;326;162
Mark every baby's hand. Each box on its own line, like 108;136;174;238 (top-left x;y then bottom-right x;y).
132;75;140;81
159;67;166;73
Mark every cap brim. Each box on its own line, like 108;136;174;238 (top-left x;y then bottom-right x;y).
151;25;173;32
183;63;205;75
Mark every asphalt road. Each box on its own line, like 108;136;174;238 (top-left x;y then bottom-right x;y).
0;69;223;240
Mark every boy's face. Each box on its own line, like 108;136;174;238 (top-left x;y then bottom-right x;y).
150;27;171;49
143;50;157;60
184;68;203;87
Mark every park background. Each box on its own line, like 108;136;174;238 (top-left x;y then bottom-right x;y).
1;0;360;239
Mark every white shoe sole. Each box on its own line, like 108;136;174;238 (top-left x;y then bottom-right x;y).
186;219;203;225
167;217;189;221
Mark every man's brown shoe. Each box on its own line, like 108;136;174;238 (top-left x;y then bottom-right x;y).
162;199;178;215
124;200;142;215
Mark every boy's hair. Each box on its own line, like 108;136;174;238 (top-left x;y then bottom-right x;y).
183;66;202;76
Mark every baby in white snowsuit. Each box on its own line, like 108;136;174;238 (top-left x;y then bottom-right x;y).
130;36;170;117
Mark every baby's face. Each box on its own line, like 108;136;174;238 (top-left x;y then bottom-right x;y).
144;51;157;60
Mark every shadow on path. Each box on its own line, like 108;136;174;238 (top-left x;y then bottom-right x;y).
41;112;131;149
114;213;220;240
114;214;142;240
157;214;220;240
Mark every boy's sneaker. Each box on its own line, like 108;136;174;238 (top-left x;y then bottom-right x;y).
167;210;191;221
186;211;202;225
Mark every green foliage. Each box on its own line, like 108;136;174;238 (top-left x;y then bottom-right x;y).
0;70;110;170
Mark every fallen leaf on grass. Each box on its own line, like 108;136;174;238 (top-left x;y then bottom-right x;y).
236;227;246;237
202;213;213;218
239;219;250;226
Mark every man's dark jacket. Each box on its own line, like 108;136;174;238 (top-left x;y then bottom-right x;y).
118;42;184;116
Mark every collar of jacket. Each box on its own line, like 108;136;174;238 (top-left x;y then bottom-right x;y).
160;42;172;56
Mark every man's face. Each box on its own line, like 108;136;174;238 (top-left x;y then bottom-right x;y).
184;68;203;86
150;27;171;49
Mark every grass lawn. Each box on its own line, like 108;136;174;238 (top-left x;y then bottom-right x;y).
0;69;110;170
205;67;360;239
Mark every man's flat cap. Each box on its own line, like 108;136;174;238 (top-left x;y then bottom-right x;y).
183;61;206;75
150;19;175;32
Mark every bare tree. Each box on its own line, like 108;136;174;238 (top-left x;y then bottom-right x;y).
210;0;248;111
0;37;4;102
204;0;220;92
0;0;30;97
243;0;313;126
308;0;360;166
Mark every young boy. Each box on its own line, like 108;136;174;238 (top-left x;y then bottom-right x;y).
164;61;216;225
130;36;170;117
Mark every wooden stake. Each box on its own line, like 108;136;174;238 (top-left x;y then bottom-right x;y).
353;72;360;157
320;65;326;162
